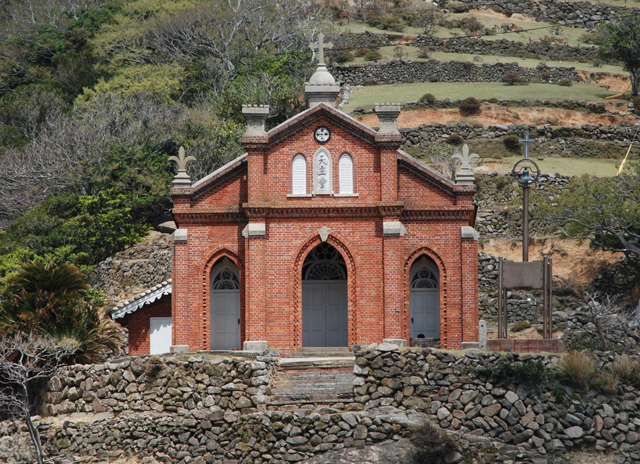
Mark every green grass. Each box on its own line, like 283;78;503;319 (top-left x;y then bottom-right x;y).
343;82;617;111
479;155;622;177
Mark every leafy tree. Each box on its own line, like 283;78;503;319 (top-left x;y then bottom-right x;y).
597;14;640;96
0;262;123;364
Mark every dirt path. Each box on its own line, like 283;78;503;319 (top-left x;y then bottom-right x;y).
479;238;622;288
356;105;637;128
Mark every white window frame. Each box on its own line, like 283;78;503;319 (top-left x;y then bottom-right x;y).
290;154;308;196
337;153;355;195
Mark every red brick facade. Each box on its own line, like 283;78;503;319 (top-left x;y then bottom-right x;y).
170;103;479;356
120;296;171;357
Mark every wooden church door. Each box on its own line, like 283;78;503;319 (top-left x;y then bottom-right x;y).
302;243;348;347
410;257;440;340
210;259;241;350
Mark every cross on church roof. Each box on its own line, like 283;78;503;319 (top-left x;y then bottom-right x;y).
309;33;333;66
519;130;535;160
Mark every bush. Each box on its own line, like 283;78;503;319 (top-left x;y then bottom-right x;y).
488;97;498;103
459;96;481;114
447;1;469;13
445;133;464;145
429;76;439;82
559;351;596;390
476;358;549;392
558;79;573;87
366;14;405;32
501;72;528;85
409;422;457;464
363;50;383;62
598;370;620;395
511;321;531;332
418;47;430;59
503;134;521;151
333;50;353;64
354;48;371;57
420;93;437;105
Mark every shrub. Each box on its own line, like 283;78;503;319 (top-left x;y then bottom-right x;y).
459;16;483;32
409;422;457;464
429;76;439;82
447;1;469;13
354;48;371;57
363;50;383;62
367;14;405;32
333;50;353;64
503;134;521;151
488;97;498;103
420;93;437;105
459;96;481;114
476;358;549;392
418;47;430;59
445;133;464;145
501;72;528;85
598;370;620;395
558;79;573;87
511;321;531;332
495;176;508;190
559;351;596;390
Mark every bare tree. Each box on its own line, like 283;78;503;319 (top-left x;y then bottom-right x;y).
414;2;440;36
545;171;640;259
0;334;76;464
583;293;635;350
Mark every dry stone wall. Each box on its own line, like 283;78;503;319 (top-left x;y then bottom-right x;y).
330;60;583;86
353;345;640;463
39;353;278;417
456;0;640;28
411;35;601;64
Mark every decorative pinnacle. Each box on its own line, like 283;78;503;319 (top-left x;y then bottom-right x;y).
452;144;479;185
169;146;196;187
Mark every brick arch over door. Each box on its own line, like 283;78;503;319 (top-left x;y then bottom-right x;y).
292;234;357;349
404;248;448;346
200;248;244;350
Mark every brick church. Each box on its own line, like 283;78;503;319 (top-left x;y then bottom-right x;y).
111;41;480;357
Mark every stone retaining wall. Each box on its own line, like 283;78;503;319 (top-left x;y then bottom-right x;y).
456;0;640;28
411;35;601;63
353;345;640;462
38;353;278;418
330;60;583;86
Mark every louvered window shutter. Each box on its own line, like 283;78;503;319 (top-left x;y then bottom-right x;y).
292;155;307;194
338;154;353;194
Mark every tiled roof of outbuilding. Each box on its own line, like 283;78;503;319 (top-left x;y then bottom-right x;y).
109;279;172;320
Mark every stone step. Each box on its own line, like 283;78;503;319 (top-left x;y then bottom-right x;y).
279;356;355;371
271;367;355;403
291;347;352;358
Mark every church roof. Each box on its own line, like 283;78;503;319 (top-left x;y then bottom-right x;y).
397;150;476;195
260;103;387;147
109;280;172;320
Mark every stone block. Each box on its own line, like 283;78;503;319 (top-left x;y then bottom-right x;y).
382;338;407;347
243;340;268;351
170;345;189;354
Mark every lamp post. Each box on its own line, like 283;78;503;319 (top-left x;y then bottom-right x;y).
512;155;539;263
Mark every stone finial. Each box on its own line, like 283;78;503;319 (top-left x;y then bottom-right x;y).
375;103;401;135
169;146;196;187
452;144;479;185
242;105;269;136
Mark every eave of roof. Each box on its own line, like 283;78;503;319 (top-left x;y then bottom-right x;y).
109;280;172;320
397;149;476;195
171;153;248;197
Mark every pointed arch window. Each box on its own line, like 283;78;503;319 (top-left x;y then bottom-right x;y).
338;154;354;194
292;154;307;194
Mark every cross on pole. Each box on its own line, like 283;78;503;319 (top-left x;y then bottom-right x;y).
309;33;333;66
519;130;535;160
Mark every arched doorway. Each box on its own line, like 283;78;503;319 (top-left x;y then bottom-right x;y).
302;242;348;347
410;256;440;340
210;258;241;350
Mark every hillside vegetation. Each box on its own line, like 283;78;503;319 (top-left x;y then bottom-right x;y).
0;0;324;279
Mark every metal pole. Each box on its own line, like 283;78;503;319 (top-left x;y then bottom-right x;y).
523;184;529;262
